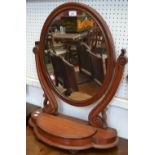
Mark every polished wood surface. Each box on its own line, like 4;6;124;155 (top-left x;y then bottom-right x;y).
27;126;128;155
26;103;40;124
88;49;127;128
29;110;118;150
38;2;116;106
36;113;96;139
30;2;128;151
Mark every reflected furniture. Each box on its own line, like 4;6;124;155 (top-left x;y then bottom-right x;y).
52;31;88;64
77;43;93;77
89;51;105;85
53;31;88;41
51;53;78;95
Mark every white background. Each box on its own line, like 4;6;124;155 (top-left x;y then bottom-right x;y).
0;0;155;155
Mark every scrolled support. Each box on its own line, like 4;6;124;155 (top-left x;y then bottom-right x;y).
35;43;58;114
88;49;128;128
89;115;103;128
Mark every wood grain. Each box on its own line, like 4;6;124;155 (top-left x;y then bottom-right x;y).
37;2;116;106
29;111;118;150
36;113;96;139
30;2;127;151
27;126;128;155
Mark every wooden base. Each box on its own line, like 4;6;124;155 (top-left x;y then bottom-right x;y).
26;103;40;125
29;109;118;150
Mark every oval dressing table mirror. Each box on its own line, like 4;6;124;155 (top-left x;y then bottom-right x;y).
29;2;127;152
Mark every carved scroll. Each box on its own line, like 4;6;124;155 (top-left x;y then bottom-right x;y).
88;49;128;128
34;43;58;114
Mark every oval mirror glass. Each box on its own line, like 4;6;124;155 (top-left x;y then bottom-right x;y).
43;9;108;102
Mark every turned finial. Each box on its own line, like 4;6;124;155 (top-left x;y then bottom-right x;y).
33;41;40;54
121;48;126;55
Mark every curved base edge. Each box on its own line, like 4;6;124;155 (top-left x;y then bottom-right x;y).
28;110;119;150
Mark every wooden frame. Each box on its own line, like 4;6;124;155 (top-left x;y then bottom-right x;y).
39;2;116;106
29;2;127;152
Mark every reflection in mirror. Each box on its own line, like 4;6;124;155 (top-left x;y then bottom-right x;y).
44;9;108;101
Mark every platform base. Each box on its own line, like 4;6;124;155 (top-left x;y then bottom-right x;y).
29;109;118;150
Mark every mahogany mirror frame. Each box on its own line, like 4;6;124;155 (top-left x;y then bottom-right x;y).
37;2;117;107
30;2;128;151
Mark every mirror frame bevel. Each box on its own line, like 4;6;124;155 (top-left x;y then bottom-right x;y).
38;2;116;106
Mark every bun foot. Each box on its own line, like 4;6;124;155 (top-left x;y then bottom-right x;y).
69;150;79;154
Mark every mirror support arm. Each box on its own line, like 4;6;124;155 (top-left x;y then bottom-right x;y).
34;42;58;114
88;49;128;128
